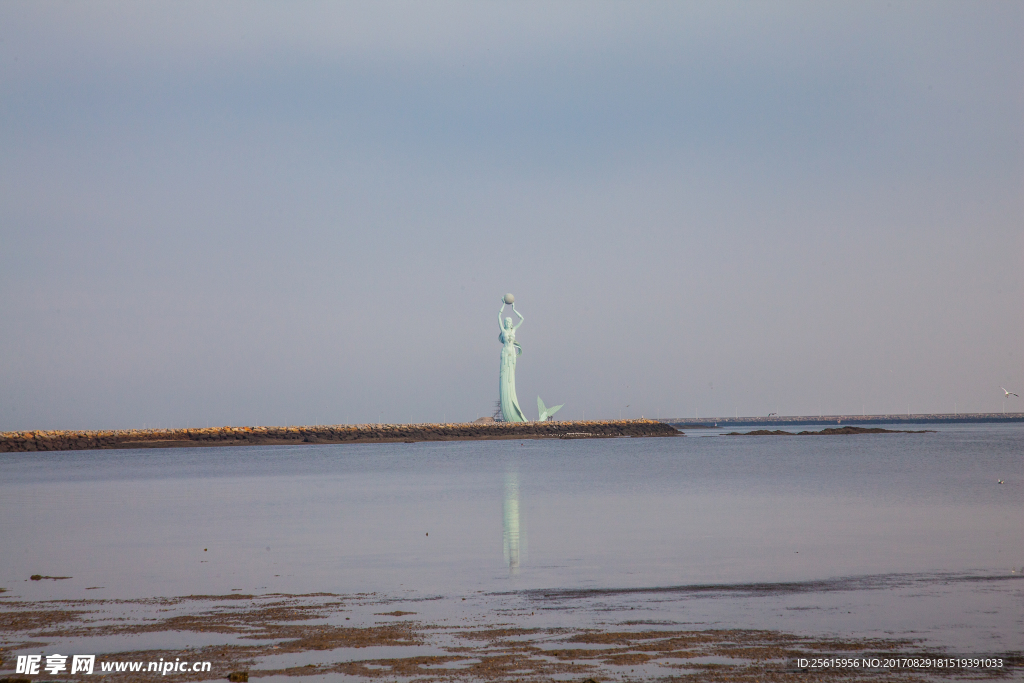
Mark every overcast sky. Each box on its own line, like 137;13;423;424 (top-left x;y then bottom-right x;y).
1;1;1022;430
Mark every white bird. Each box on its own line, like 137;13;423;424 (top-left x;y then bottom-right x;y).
1001;387;1019;398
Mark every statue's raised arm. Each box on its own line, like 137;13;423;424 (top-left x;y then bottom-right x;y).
512;303;524;330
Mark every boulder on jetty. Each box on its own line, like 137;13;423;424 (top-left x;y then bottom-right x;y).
0;419;679;453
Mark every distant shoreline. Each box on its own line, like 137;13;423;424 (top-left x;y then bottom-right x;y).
665;412;1024;429
0;419;678;453
725;426;934;436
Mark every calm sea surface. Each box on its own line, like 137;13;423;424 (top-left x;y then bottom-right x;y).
2;422;1021;604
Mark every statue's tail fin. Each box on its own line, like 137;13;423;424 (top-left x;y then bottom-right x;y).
537;396;564;422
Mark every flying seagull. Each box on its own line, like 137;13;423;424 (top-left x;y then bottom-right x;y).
1001;387;1019;398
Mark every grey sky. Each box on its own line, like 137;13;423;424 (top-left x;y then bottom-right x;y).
1;1;1022;430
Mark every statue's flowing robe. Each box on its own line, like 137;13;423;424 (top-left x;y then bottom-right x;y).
499;330;527;422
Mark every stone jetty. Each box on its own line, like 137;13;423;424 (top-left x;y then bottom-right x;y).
0;419;679;453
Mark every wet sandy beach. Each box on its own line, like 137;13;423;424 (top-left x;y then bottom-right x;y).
3;573;1021;682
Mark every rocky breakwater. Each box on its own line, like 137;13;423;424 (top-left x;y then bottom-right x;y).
0;419;679;453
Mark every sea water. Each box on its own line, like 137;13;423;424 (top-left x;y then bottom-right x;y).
1;423;1022;650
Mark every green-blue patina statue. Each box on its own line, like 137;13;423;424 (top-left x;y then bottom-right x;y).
498;294;563;422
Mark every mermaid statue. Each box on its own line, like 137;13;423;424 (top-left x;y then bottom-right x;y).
498;294;563;422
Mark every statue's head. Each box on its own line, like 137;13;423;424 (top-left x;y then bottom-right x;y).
504;317;513;329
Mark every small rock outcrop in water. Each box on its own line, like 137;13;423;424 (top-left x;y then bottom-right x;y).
0;420;678;453
726;426;934;436
728;429;794;436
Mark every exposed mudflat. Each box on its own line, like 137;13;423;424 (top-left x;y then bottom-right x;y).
3;585;1017;682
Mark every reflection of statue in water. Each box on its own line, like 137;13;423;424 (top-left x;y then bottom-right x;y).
503;472;521;574
498;294;563;422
